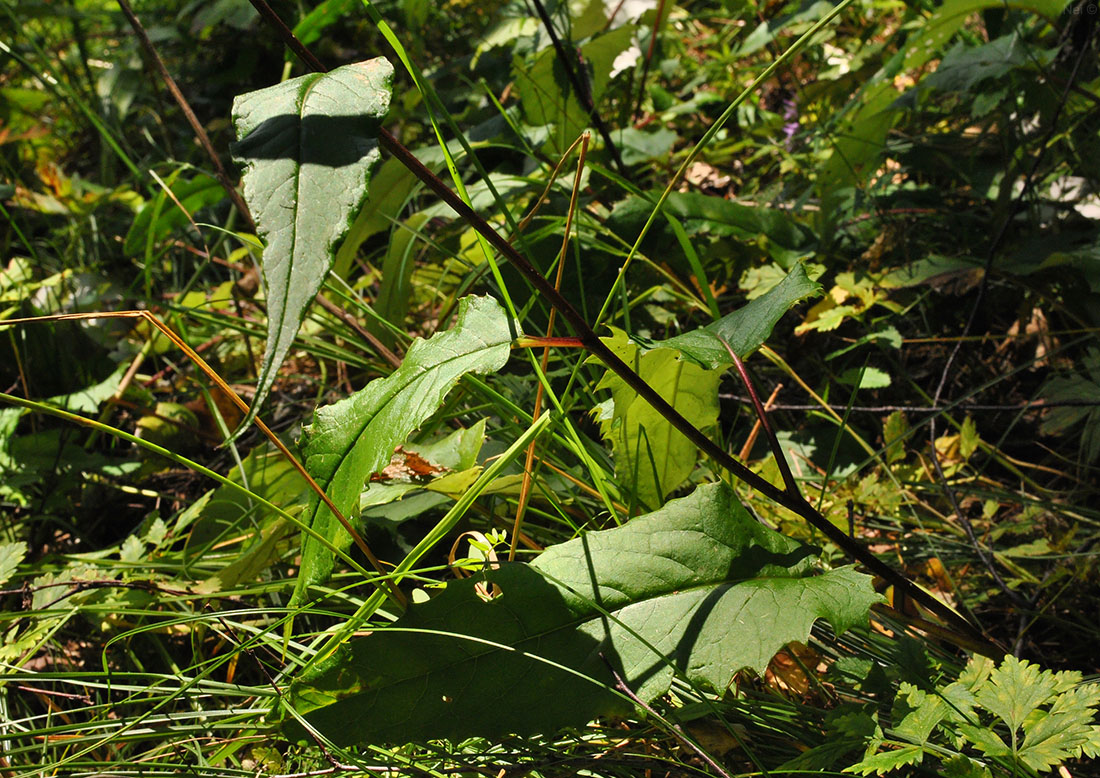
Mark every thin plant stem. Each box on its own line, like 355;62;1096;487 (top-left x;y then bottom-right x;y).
510;133;590;561
115;0;255;233
737;382;782;462
599;654;736;778
1;311;403;606
526;0;627;176
631;0;667;121
720;337;799;498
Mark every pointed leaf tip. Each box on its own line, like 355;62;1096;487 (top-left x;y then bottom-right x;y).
231;57;394;430
292;295;516;605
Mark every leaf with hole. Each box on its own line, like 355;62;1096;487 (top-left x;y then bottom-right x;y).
286;481;880;744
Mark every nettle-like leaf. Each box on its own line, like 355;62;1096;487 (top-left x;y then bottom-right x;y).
593;329;723;510
973;656;1100;771
286;481;880;745
1039;348;1100;463
293;296;514;604
0;541;27;587
232;58;393;426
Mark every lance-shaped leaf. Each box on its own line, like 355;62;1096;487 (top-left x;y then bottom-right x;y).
659;262;821;368
292;296;515;605
287;482;881;744
232;58;393;427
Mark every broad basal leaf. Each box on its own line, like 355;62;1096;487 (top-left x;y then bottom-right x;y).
593;329;723;510
293;296;514;604
287;481;880;744
232;58;393;427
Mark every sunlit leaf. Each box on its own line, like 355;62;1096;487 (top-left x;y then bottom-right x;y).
659;263;821;367
232;58;393;427
287;482;880;744
593;329;722;510
293;296;514;604
0;541;27;587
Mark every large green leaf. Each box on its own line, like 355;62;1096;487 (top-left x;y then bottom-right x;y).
658;262;821;368
287;481;880;744
293;296;515;604
232;58;393;426
593;329;723;510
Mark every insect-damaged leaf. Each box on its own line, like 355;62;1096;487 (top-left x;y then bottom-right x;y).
292;296;514;605
286;481;880;744
232;58;393;428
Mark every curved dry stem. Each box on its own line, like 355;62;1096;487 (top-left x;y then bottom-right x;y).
510;132;590;561
1;310;404;606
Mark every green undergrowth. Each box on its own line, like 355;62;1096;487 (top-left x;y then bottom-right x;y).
1;0;1099;775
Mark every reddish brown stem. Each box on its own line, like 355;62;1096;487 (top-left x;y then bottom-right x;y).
514;336;586;349
116;0;255;233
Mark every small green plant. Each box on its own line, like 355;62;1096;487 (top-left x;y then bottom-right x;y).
847;655;1100;776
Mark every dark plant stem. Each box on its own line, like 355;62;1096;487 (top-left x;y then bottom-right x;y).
720;337;798;496
115;0;256;233
246;0;999;654
632;0;667;121
526;0;629;177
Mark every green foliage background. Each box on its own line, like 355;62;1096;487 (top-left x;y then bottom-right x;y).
0;0;1098;775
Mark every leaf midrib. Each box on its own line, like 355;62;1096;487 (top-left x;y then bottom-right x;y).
319;568;818;703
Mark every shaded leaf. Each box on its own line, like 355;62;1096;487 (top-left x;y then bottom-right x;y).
514;25;634;148
1040;348;1100;463
608;191;817;267
287;481;880;744
232;58;393;426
